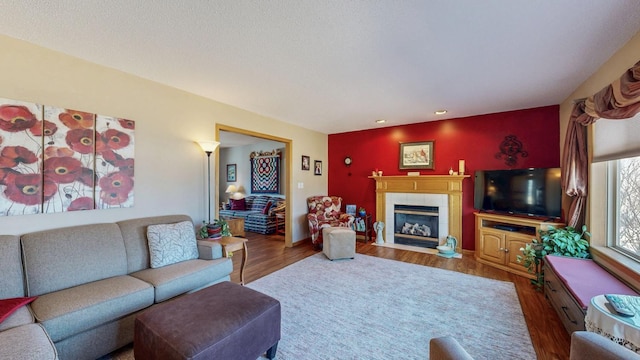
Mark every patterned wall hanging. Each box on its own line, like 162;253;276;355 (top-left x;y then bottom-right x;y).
0;97;135;217
250;150;280;194
495;135;527;167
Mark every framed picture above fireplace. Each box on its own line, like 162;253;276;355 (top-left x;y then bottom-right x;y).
399;141;434;170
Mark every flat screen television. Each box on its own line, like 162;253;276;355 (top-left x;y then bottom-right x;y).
474;167;562;219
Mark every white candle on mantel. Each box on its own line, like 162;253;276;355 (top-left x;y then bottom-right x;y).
459;160;465;175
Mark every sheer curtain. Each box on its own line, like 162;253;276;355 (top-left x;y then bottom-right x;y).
562;60;640;227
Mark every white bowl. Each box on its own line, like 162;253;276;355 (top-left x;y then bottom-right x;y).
437;245;454;254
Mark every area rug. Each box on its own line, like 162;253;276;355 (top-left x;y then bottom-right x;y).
246;253;536;360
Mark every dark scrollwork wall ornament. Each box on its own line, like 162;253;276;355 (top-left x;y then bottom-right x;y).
495;135;528;167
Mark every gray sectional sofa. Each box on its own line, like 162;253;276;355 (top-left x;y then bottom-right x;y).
0;234;57;359
0;214;232;360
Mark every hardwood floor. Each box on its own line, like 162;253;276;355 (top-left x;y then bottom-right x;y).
233;232;571;360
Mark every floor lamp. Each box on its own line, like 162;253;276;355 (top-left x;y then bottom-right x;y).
197;141;220;223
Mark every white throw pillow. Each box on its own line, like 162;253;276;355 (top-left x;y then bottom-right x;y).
147;221;199;268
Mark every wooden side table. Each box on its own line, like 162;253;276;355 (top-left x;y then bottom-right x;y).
215;236;248;285
275;212;285;236
222;217;245;238
586;294;640;351
354;214;372;242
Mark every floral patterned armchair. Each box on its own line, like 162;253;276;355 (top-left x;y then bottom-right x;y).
307;196;355;248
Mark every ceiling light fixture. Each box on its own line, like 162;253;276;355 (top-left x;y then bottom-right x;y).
434;110;448;115
375;119;386;124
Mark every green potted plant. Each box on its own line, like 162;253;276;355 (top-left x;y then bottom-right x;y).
358;207;366;217
517;225;591;290
199;219;232;239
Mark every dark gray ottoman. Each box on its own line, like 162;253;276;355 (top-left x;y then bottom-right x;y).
134;281;280;360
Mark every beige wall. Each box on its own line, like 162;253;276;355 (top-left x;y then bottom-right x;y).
0;35;326;243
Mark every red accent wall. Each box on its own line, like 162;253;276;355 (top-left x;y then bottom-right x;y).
327;105;560;250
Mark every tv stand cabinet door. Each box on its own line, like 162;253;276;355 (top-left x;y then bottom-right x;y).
478;229;506;264
506;233;534;272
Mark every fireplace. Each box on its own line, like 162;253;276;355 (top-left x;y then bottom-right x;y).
385;193;447;248
371;175;468;253
394;205;439;248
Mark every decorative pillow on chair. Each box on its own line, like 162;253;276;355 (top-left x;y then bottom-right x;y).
230;198;246;210
147;221;199;269
0;296;37;324
269;201;286;215
262;201;273;215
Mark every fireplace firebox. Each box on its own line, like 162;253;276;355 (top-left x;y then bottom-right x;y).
394;205;439;248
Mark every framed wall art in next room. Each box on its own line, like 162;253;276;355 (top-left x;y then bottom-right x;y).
227;164;236;182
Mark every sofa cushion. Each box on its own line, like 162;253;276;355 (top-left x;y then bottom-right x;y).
30;275;154;342
262;200;273;214
147;221;199;269
0;306;33;332
0;235;24;299
130;258;233;303
269;201;286;215
230;198;246;210
0;323;57;360
248;196;271;212
117;215;192;273
545;255;638;309
0;297;36;324
21;223;128;296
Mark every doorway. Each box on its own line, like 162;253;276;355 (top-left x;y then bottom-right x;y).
215;124;293;247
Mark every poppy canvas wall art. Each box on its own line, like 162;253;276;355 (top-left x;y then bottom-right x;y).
0;98;45;216
95;115;135;209
42;106;96;213
0;96;135;217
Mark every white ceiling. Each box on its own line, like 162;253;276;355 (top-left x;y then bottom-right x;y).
1;1;640;134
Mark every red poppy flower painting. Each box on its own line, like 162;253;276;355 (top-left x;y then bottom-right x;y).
67;197;94;211
118;118;135;129
0;146;38;168
0;98;43;216
101;129;130;150
0;104;38;132
101;149;135;176
98;171;134;206
0;99;134;216
4;173;57;206
30;120;58;137
44;156;83;184
65;128;95;154
44;146;75;159
78;167;96;187
95;115;135;209
58;109;94;130
0;168;19;186
41;106;96;213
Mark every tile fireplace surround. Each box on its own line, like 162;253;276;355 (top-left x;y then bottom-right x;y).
370;175;469;253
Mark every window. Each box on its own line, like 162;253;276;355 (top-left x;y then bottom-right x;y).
609;155;640;259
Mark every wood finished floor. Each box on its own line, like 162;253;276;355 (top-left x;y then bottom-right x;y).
233;232;571;360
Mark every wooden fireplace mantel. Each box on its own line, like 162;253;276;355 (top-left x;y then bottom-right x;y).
369;175;470;252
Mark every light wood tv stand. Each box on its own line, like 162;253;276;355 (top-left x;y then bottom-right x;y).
475;212;564;278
